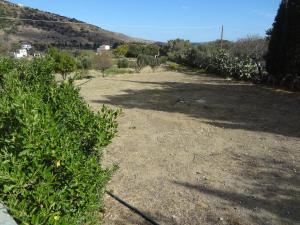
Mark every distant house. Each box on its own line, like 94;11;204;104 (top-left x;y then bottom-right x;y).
20;43;32;50
13;42;33;59
14;48;28;59
96;45;110;54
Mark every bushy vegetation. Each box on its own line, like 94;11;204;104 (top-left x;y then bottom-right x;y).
126;43;160;58
162;39;262;81
266;0;300;87
136;54;160;71
208;50;258;80
91;52;113;74
0;57;119;224
47;47;76;80
114;44;129;57
117;58;129;68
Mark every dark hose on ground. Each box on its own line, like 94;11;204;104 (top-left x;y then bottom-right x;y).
106;191;160;225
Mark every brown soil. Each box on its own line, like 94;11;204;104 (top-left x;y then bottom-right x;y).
79;71;300;225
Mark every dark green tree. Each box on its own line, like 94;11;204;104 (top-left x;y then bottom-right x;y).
47;47;76;80
266;0;300;81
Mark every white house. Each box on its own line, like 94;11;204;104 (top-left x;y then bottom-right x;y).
20;43;32;50
96;45;110;54
14;48;28;59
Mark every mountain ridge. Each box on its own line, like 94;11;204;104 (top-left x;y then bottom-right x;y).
0;0;151;51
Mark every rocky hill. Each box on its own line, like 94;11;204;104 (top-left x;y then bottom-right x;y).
0;0;146;51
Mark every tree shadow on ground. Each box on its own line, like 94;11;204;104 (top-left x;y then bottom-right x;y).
91;78;300;138
173;153;300;225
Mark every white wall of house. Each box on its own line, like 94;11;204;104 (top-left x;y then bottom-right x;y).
14;49;28;59
96;45;110;54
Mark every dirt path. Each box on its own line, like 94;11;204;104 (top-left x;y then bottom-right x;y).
79;71;300;225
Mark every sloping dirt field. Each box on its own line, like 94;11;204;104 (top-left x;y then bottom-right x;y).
79;71;300;225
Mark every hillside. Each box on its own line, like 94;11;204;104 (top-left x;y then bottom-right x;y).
0;0;146;51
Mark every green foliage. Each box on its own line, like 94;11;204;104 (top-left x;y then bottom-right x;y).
164;39;191;64
117;58;129;68
167;62;180;71
126;43;161;58
76;56;92;70
114;44;129;57
47;47;76;80
91;52;113;73
0;57;119;224
208;49;258;80
163;39;259;80
143;44;160;57
126;43;145;58
266;0;300;82
136;54;160;71
159;56;168;64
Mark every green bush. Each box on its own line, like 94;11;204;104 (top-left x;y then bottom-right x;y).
136;54;160;72
159;56;168;64
167;62;179;71
91;52;113;73
47;47;76;80
0;57;119;224
114;44;129;57
208;49;258;80
76;56;92;70
117;58;129;68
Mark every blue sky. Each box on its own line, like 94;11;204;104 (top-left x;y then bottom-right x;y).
9;0;281;42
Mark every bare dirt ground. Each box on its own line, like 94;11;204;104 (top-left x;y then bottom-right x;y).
78;71;300;225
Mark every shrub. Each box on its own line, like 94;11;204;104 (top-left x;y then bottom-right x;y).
117;58;129;68
159;56;168;64
91;52;113;74
136;54;160;72
114;44;129;57
0;57;119;225
47;47;76;80
208;50;258;80
126;43;145;58
167;62;179;71
76;56;92;70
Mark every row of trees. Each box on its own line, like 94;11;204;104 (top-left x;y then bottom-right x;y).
114;43;160;58
159;37;266;81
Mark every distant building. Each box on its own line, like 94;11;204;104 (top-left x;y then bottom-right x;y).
20;43;32;50
96;45;110;54
14;48;28;59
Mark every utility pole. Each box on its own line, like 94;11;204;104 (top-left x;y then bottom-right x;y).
220;25;224;49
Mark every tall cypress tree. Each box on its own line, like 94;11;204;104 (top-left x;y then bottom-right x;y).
266;0;300;81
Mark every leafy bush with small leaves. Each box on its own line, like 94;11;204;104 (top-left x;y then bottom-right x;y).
76;56;92;70
117;58;129;68
136;54;160;72
114;44;129;57
47;47;76;80
208;50;258;80
0;57;119;225
167;62;180;71
91;52;113;73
